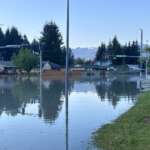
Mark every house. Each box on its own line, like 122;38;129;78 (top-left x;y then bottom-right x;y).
0;61;17;74
42;61;61;71
43;62;51;71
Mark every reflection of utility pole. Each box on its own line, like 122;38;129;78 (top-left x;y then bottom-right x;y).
65;80;69;150
39;74;43;118
65;0;69;150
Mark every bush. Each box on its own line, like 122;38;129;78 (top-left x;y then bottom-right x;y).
12;48;39;74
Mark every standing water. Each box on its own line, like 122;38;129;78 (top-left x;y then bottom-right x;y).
0;75;140;150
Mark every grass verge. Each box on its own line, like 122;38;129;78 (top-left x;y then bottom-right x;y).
94;92;150;150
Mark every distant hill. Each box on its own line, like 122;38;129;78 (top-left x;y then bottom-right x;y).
72;44;149;61
72;47;97;60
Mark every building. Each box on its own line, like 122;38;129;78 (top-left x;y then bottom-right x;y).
0;61;17;74
42;61;61;71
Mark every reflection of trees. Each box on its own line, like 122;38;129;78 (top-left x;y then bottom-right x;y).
0;76;139;120
95;78;139;108
0;88;21;116
0;77;74;123
12;79;39;103
40;80;73;123
0;78;39;116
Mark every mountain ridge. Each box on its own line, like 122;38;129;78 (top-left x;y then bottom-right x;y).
72;47;97;60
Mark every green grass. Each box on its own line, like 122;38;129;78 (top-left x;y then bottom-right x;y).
94;92;150;150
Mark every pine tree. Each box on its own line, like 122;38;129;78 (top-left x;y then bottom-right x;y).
0;28;4;46
22;35;29;45
95;43;106;64
0;28;5;60
31;39;39;53
40;21;74;66
125;41;139;64
40;22;63;65
3;27;25;60
111;36;123;65
9;27;23;44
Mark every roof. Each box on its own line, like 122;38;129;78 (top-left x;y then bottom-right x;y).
43;62;51;70
0;61;16;68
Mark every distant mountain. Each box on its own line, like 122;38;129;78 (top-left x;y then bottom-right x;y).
72;44;149;60
72;47;97;60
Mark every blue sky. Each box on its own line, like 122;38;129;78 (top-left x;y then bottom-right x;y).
0;0;150;47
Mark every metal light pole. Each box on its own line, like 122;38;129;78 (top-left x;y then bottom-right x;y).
65;0;69;150
66;0;69;76
39;43;42;82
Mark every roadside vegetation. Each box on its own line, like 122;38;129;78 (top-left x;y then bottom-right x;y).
12;48;39;75
94;92;150;150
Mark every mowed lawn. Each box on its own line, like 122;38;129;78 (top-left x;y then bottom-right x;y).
94;92;150;150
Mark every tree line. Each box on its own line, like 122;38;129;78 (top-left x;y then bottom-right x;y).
95;36;140;65
0;22;74;67
0;22;141;74
0;27;29;60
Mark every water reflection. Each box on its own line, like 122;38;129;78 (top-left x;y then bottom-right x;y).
0;86;21;116
0;76;140;119
95;76;139;107
65;76;69;150
41;80;67;123
0;77;74;123
0;75;141;150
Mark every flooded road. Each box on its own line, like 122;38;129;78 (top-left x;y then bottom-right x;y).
0;75;140;150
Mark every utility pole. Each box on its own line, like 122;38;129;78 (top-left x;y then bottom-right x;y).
65;0;69;150
39;43;42;82
39;42;43;118
66;0;69;77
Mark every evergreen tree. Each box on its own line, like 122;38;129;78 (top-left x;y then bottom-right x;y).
125;41;139;64
22;35;29;45
0;28;5;46
74;58;85;65
0;28;5;60
61;47;74;66
95;37;140;66
5;29;11;45
9;27;23;44
2;29;11;60
31;39;39;53
95;43;106;63
107;41;113;63
40;21;74;66
107;36;124;65
110;36;123;65
40;22;63;65
3;27;27;60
